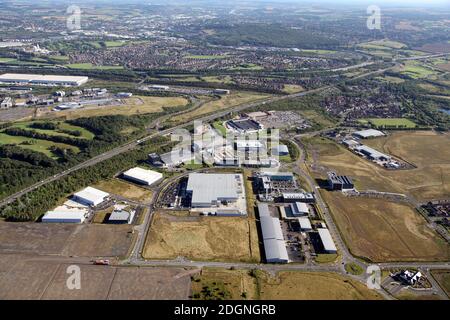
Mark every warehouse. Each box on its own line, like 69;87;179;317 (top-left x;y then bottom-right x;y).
256;172;297;194
122;167;163;186
0;73;89;86
263;239;289;263
257;203;271;217
260;215;289;263
342;139;360;148
353;129;385;139
227;118;263;134
327;171;354;191
317;228;338;253
186;173;240;208
72;187;109;207
261;172;294;181
42;207;88;223
290;202;309;216
281;192;315;203
271;144;289;156
298;217;312;231
107;210;135;224
354;145;391;161
260;216;284;240
160;149;194;168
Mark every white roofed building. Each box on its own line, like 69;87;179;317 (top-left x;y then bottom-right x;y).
72;187;109;207
318;228;337;253
257;203;271;217
260;215;288;263
263;239;289;263
353;129;385;139
187;173;240;208
298;217;312;231
235;140;265;151
260;216;284;240
290;202;309;216
42;207;88;223
122;167;163;186
0;73;88;86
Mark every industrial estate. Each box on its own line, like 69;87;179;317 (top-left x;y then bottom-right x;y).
0;0;449;303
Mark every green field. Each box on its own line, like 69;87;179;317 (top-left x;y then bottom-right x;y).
212;121;227;136
66;63;124;70
358;39;407;50
366;118;418;128
10;122;95;140
104;41;126;48
400;61;437;79
0;58;17;63
0;133;80;158
49;55;70;61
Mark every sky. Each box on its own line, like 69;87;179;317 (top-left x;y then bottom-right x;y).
39;0;450;9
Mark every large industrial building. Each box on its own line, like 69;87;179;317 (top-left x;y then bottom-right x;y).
122;167;163;186
257;203;271;217
159;149;195;168
256;172;297;194
0;73;89;86
353;129;385;139
186;173;241;208
72;187;109;207
227;118;263;134
327;171;354;191
281;192;315;203
354;145;391;161
108;210;135;224
298;217;313;231
42;207;88;224
290;202;309;216
260;216;289;263
317;228;338;253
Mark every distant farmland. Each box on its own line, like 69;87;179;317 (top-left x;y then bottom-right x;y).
366;118;418;129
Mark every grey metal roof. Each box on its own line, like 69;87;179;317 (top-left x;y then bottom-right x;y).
260;216;284;240
187;173;239;205
257;203;271;217
160;149;193;166
109;210;130;221
353;129;385;138
355;145;390;160
318;228;337;252
298;217;312;230
263;239;289;262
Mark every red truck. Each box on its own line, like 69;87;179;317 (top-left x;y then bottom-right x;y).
93;259;110;265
